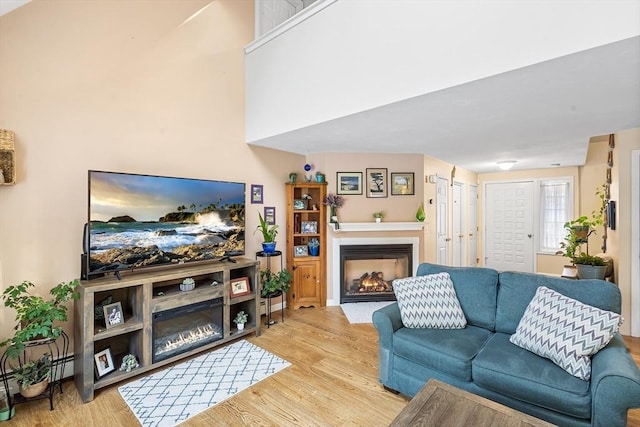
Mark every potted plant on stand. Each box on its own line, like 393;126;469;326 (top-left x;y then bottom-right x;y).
558;211;606;280
259;269;292;298
256;212;278;254
0;279;79;404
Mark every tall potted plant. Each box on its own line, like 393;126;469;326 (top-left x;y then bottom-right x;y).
559;212;606;280
255;212;278;254
1;280;78;400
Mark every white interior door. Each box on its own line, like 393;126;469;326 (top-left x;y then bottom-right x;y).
436;177;449;265
484;181;534;272
452;182;465;266
468;184;478;266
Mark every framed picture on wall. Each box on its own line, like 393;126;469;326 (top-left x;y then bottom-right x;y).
264;206;276;225
366;168;388;198
391;172;415;195
336;172;363;195
251;184;263;204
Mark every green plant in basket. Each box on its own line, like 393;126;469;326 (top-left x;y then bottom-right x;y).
11;353;51;389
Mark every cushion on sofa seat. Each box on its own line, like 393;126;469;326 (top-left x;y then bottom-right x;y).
495;271;621;335
393;272;466;329
510;286;622;380
416;263;498;330
473;333;591;420
394;325;492;382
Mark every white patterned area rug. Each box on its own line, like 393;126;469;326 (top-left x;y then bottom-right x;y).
340;301;395;324
118;340;290;427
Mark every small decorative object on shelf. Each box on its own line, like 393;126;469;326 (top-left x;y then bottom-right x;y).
234;311;248;331
180;277;195;291
323;193;344;224
307;238;320;256
304;163;313;182
288;172;297;184
119;354;139;373
416;204;426;222
373;211;384;223
315;172;325;183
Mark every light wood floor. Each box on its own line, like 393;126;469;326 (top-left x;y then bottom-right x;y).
5;306;640;426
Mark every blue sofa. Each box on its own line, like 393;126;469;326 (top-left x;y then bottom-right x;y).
373;263;640;426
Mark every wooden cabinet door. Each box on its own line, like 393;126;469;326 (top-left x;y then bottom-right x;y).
291;260;320;308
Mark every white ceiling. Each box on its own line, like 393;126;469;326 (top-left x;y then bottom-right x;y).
250;36;640;173
0;0;30;16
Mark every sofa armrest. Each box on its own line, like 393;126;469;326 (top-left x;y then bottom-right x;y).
372;303;403;385
590;334;640;427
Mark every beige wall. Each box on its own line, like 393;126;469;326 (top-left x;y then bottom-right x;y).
0;1;301;343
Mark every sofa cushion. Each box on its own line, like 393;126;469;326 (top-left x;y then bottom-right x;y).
393;273;466;329
416;263;498;331
495;271;621;335
509;286;622;380
474;333;591;420
394;325;492;381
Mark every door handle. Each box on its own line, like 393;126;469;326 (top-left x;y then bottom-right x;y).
445;238;451;242
528;234;532;238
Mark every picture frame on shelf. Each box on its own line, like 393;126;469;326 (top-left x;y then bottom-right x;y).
293;199;306;210
391;172;415;195
336;172;363;195
251;184;263;204
294;245;309;257
366;168;388;198
103;302;124;329
230;276;251;298
94;348;115;378
264;206;276;225
301;221;318;234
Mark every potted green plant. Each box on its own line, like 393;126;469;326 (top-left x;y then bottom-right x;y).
255;212;278;253
259;269;292;298
233;311;248;331
373;211;384;223
0;280;79;359
11;353;51;398
558;214;606;280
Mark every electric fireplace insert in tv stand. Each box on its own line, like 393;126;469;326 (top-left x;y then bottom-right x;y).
73;258;260;402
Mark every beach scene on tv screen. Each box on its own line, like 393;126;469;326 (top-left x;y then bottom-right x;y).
89;171;245;274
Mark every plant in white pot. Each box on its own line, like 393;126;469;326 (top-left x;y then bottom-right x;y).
233;311;248;331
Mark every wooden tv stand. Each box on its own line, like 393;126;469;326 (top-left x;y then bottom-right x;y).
74;258;260;402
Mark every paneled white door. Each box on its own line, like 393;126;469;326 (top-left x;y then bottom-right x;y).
484;181;534;273
452;182;465;266
436;177;449;265
468;184;478;266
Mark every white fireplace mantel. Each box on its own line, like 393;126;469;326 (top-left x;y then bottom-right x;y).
329;222;424;233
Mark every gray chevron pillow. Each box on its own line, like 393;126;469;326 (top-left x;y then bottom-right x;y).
510;286;622;380
393;272;466;329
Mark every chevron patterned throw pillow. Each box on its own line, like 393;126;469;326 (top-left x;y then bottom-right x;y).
510;286;622;380
392;272;467;329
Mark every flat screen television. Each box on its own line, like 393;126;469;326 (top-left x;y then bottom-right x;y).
85;170;245;279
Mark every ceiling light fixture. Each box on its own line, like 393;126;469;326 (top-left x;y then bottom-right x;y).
497;160;517;171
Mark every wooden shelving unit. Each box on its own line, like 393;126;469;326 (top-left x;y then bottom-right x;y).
74;259;259;402
285;182;327;309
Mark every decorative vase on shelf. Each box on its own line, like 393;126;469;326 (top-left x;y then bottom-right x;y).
330;206;338;223
416;204;426;222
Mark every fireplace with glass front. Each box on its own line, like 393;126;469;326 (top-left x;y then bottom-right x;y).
340;244;412;303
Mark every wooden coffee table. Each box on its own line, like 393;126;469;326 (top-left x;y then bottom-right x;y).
389;379;555;427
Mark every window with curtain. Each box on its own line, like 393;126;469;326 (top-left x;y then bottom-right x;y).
540;179;573;253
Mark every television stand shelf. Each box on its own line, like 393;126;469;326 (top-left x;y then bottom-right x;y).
74;259;260;402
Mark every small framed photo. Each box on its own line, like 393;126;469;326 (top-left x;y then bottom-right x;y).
301;221;318;234
264;206;276;225
251;184;263;204
230;276;251;298
294;245;309;257
336;172;363;195
366;168;388;198
391;172;415;195
104;302;124;329
94;348;115;378
293;199;306;210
